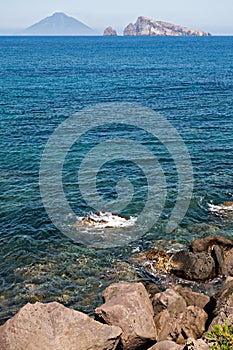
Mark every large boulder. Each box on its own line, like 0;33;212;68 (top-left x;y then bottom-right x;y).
173;286;210;309
153;289;208;344
95;282;157;349
221;248;233;276
209;277;233;328
170;251;215;281
172;306;208;344
0;302;122;350
189;234;233;253
153;288;187;317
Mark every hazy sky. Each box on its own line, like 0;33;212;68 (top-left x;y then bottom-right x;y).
0;0;233;34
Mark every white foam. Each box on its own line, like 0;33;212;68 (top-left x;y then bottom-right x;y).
76;212;137;228
208;202;233;215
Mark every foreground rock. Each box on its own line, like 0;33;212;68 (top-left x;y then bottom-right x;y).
95;282;157;349
103;26;117;36
153;289;208;344
184;338;210;350
0;302;122;350
148;340;183;349
123;16;210;36
208;276;233;328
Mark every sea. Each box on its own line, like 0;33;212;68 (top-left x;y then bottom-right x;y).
0;36;233;323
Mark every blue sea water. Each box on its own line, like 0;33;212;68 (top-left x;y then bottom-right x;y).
0;36;233;323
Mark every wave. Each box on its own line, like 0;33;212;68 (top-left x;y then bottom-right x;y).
208;201;233;217
74;212;137;229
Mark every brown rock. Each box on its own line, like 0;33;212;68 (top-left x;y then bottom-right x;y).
211;245;224;275
103;26;117;36
0;302;122;350
190;234;233;253
95;282;157;349
155;306;208;344
148;340;183;349
173;286;210;309
173;306;208;344
153;288;187;317
171;251;215;281
221;248;233;276
209;277;233;328
142;280;159;299
154;309;174;341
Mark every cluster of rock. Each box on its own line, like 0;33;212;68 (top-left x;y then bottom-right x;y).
135;234;233;281
103;16;210;36
1;234;233;349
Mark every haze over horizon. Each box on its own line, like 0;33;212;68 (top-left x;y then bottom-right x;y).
0;0;233;35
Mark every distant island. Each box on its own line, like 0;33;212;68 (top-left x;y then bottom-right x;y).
21;12;211;37
23;12;96;36
103;26;118;36
123;16;210;36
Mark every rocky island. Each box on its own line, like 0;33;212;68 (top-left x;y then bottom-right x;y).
124;16;210;36
103;26;117;36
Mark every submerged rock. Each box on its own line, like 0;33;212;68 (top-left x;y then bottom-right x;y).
95;282;157;349
0;302;122;350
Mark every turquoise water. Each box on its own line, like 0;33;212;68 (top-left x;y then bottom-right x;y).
0;36;233;323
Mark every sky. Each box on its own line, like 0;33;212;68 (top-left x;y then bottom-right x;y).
0;0;233;35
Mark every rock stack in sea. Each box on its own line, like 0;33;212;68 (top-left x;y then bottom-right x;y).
123;16;210;36
1;234;233;349
103;26;117;36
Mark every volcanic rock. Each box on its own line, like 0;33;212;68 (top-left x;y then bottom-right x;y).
170;251;216;281
95;282;157;349
0;302;122;350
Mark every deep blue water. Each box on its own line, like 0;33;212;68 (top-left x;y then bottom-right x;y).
0;36;233;323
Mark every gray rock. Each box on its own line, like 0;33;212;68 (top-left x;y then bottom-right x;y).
0;302;122;350
103;26;117;36
95;282;157;350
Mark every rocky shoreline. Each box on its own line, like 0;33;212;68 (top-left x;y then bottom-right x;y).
1;234;233;349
